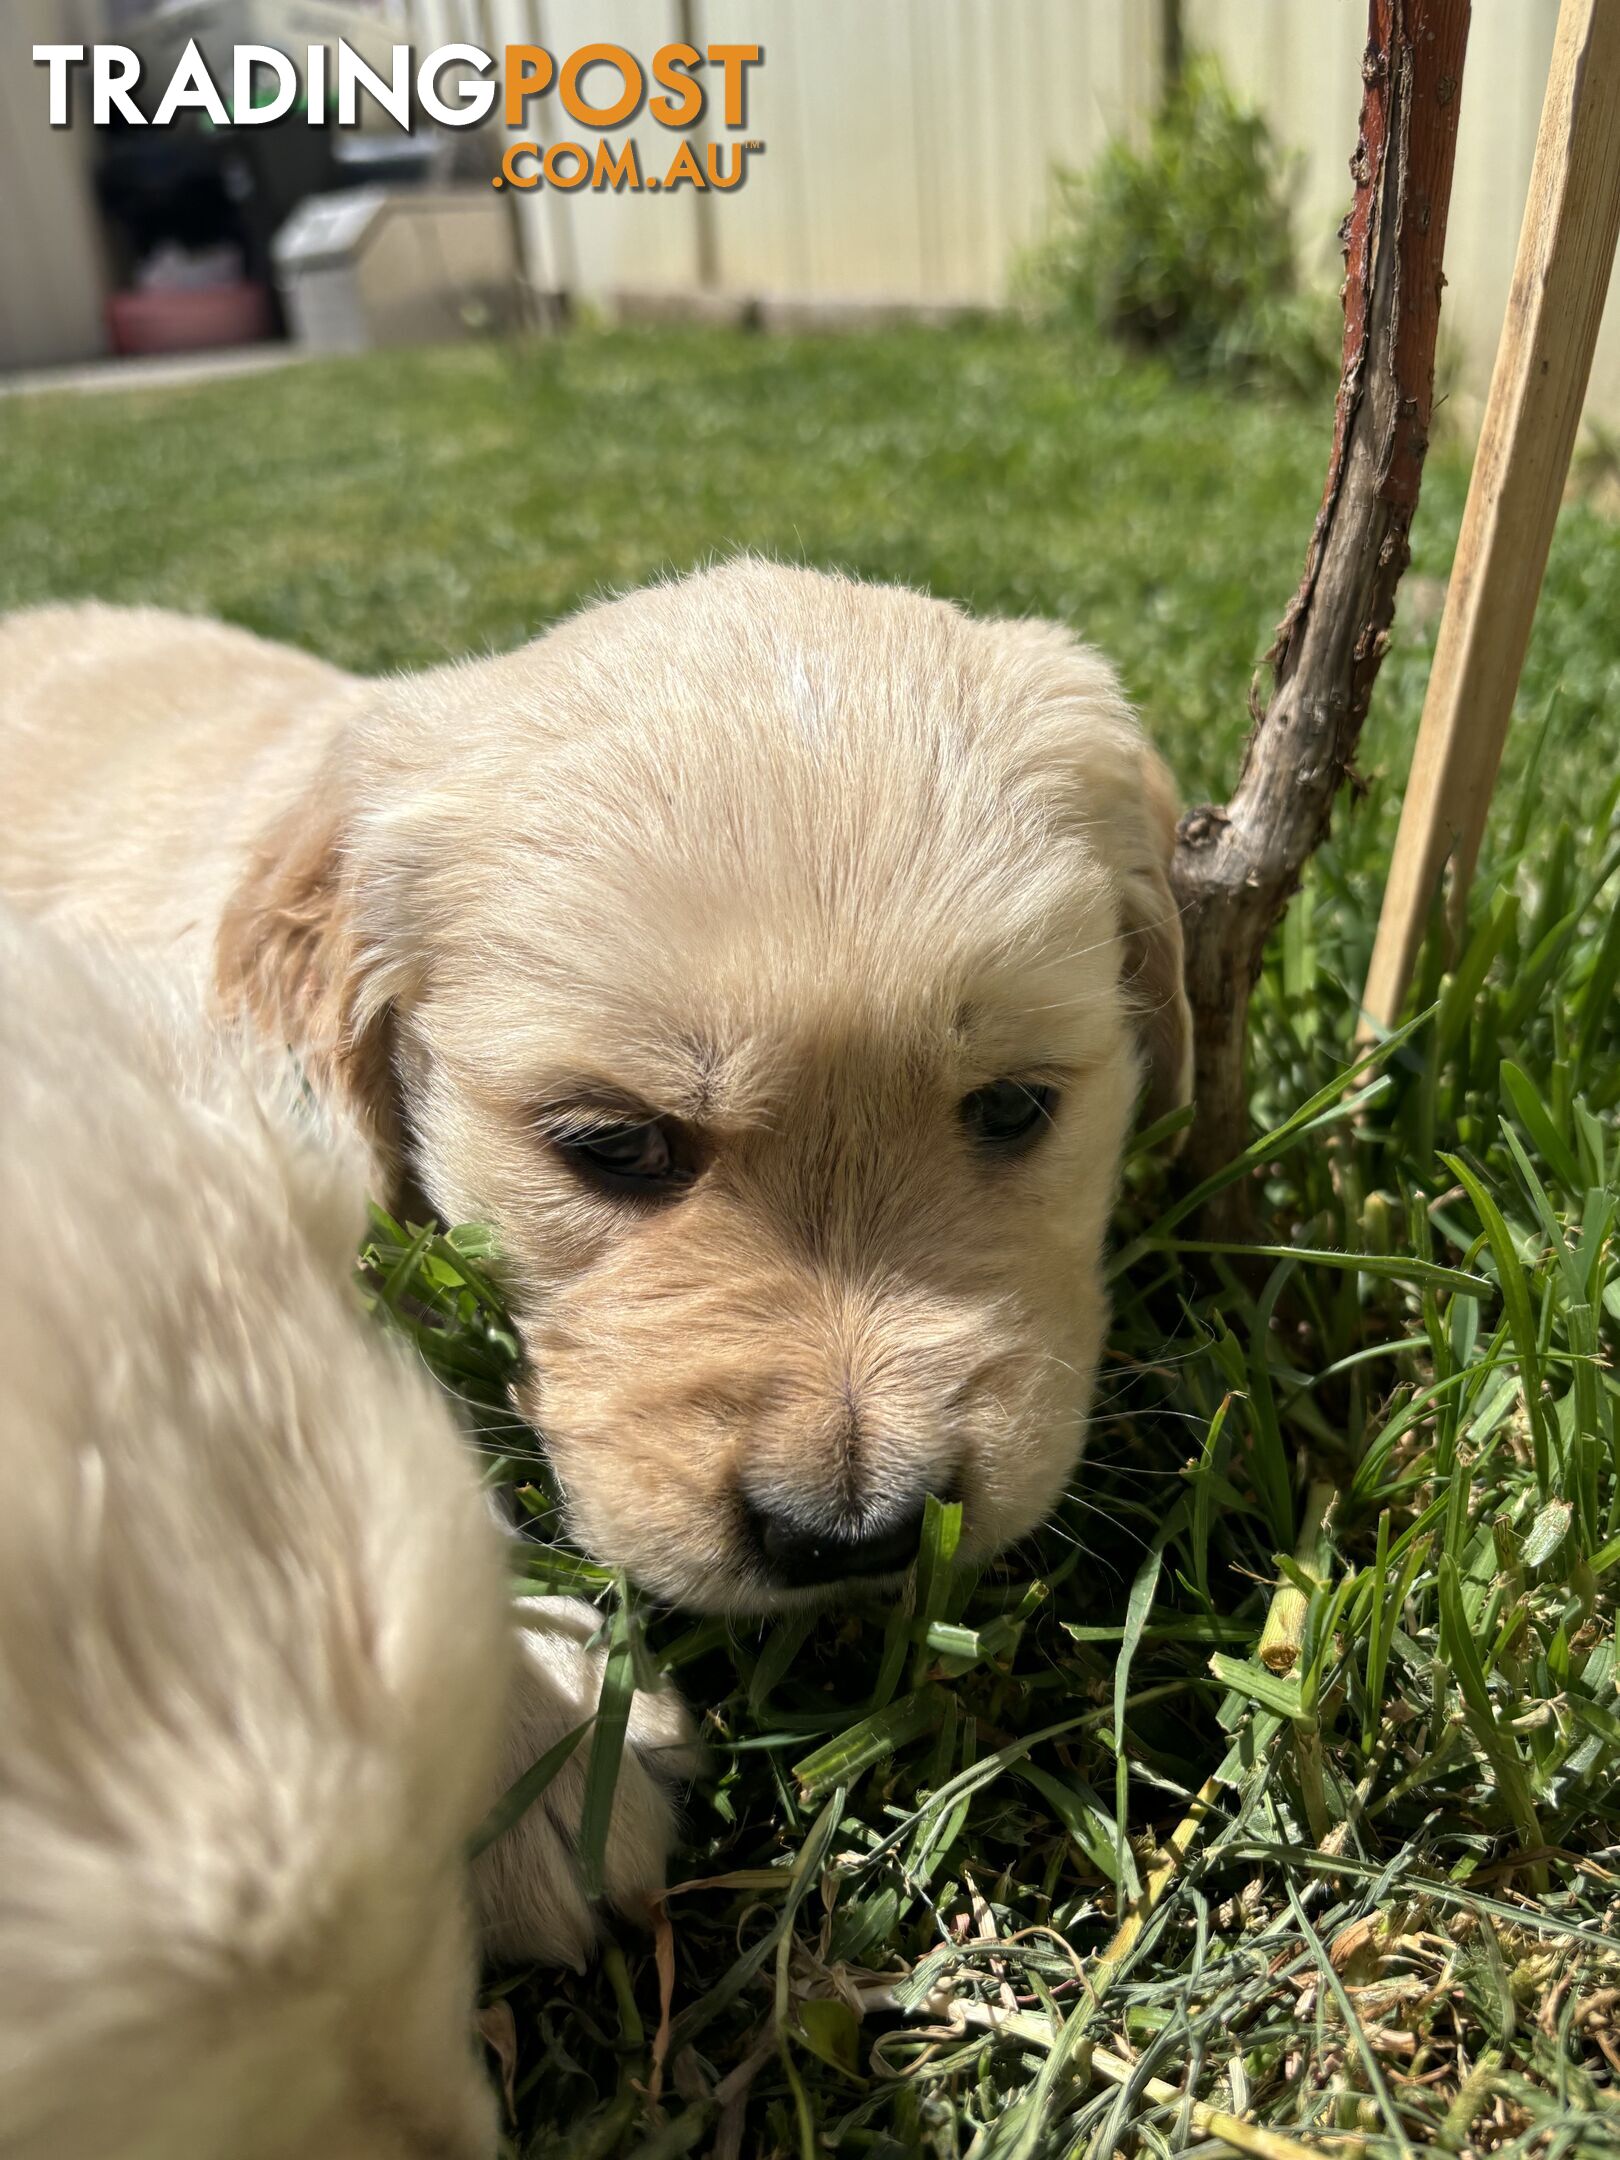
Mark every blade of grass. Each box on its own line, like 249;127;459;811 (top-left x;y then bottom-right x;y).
1437;1556;1546;1877
577;1580;638;1903
467;1718;590;1860
1442;1155;1549;1496
1142;1241;1492;1299
1109;1005;1438;1281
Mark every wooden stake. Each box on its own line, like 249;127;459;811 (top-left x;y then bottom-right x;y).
1361;0;1620;1032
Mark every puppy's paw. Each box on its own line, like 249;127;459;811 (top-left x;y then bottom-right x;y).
474;1595;697;1967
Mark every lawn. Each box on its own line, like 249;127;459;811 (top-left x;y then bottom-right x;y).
5;325;1618;2159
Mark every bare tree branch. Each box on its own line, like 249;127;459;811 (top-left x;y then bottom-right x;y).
1172;0;1471;1208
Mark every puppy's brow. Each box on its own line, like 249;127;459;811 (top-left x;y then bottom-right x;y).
962;1058;1091;1094
662;1030;729;1117
529;1079;659;1130
528;1036;728;1128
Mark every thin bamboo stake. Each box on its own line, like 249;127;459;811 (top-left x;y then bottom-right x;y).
1361;0;1620;1031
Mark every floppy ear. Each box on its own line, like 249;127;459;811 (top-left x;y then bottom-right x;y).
1113;738;1194;1130
214;764;407;1184
984;614;1193;1130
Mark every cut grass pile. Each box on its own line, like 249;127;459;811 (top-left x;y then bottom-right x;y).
5;325;1619;2157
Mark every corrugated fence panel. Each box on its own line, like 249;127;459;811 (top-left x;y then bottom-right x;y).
797;0;927;298
0;0;112;368
10;0;1612;410
1441;3;1561;415
1184;0;1364;281
1190;0;1620;423
534;0;1158;305
696;0;928;301
694;0;811;296
523;0;700;293
403;1;1620;423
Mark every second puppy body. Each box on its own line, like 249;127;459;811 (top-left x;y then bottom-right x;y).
0;561;1192;1613
0;908;686;2157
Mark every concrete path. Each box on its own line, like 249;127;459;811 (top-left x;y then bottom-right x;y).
0;344;310;399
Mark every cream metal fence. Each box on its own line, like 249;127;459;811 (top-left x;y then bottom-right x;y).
6;0;1617;423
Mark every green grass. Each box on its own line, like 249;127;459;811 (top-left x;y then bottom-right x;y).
6;325;1619;2158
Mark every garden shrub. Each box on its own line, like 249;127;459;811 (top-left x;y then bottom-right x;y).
1037;55;1340;396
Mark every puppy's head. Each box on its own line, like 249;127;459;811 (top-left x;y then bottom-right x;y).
222;563;1189;1610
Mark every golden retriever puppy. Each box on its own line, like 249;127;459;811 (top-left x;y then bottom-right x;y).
0;906;686;2159
0;561;1190;1612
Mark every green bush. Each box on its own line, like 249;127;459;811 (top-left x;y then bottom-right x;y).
1038;55;1339;395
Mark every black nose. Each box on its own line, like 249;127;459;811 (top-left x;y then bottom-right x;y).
744;1494;929;1590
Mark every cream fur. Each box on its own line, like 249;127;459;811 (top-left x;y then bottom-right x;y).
0;907;687;2156
0;561;1191;1612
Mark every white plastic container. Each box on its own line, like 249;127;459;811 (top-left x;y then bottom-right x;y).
273;187;516;352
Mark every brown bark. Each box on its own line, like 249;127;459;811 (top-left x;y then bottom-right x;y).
1171;0;1471;1206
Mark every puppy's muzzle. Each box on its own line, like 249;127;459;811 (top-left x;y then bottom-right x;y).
741;1481;956;1592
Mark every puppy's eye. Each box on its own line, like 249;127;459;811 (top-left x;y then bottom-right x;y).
553;1116;697;1197
960;1080;1057;1150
